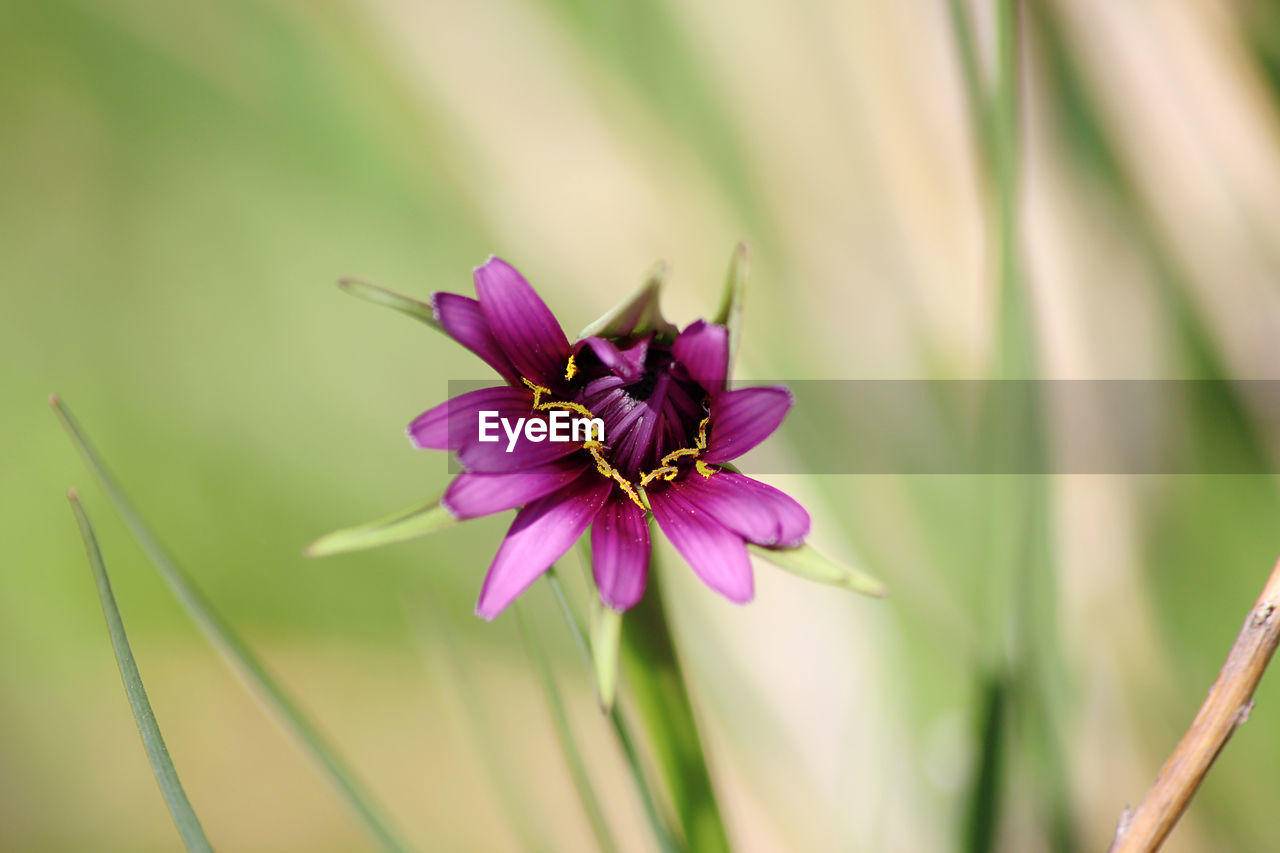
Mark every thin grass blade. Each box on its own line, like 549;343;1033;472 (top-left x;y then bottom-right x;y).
51;397;412;853
304;500;454;557
515;603;618;853
545;568;682;853
69;491;214;853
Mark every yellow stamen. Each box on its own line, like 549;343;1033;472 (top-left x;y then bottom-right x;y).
695;416;711;450
660;447;699;466
612;471;645;510
695;460;717;479
521;377;552;408
564;354;577;381
640;466;678;487
536;399;596;420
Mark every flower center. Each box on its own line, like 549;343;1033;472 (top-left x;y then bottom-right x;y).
520;344;720;509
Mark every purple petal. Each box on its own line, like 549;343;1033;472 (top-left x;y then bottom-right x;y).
474;257;571;388
663;471;809;547
407;386;531;450
475;476;613;620
591;495;650;611
672;320;728;393
442;459;588;519
701;386;793;464
650;486;754;603
455;408;584;473
432;292;521;384
575;336;649;382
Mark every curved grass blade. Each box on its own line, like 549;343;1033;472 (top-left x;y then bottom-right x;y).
748;542;887;597
304;499;454;558
620;556;731;853
338;277;442;332
51;397;412;853
545;569;682;853
69;491;214;853
514;603;618;853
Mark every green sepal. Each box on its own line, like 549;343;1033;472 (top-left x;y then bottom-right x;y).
338;277;442;332
578;262;677;341
591;606;623;714
748;542;887;598
712;242;749;374
305;499;455;557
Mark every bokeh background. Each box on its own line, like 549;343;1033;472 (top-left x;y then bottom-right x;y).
7;0;1280;850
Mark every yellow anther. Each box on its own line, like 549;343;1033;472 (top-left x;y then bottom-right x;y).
640;466;678;487
537;399;596;420
695;460;717;479
663;467;680;481
612;471;645;510
565;354;578;381
587;445;613;477
521;377;552;408
694;416;711;450
660;447;699;466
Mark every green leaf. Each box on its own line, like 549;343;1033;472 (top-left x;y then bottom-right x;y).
515;602;618;853
578;261;677;341
68;491;214;853
711;242;748;374
338;277;442;332
304;499;455;557
591;606;622;713
748;542;887;598
621;556;731;853
51;397;413;853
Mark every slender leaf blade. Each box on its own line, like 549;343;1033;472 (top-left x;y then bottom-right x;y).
545;569;682;853
515;603;618;853
305;500;454;557
51;397;412;853
69;491;215;853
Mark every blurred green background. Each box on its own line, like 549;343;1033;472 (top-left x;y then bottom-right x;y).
7;0;1280;850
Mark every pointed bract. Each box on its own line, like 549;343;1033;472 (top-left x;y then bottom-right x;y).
748;542;887;597
711;243;748;374
578;262;677;341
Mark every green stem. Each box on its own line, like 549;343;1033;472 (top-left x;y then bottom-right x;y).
514;603;618;853
545;570;682;853
619;563;731;853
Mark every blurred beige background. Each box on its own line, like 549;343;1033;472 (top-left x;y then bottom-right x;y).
6;0;1280;850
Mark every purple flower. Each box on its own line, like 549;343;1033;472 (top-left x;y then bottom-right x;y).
408;257;811;620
